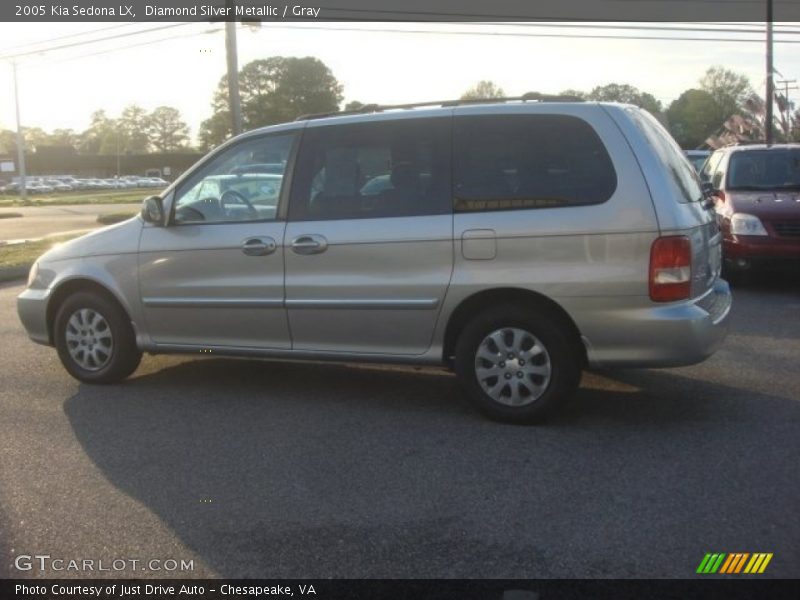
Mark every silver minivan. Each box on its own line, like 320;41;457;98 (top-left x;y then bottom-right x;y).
17;99;731;423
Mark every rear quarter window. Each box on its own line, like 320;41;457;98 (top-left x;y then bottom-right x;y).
626;107;703;203
453;114;617;212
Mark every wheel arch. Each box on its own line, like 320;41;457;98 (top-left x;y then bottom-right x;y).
442;288;587;367
46;277;134;345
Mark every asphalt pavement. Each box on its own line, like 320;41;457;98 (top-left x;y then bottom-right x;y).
0;274;798;579
0;203;140;242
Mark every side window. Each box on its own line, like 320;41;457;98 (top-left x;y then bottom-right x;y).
712;167;725;190
453;114;617;212
711;154;727;190
289;118;451;221
172;133;295;224
626;107;703;203
701;150;723;182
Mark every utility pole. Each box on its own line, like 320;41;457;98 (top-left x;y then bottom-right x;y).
225;0;242;136
11;60;27;201
765;0;774;145
116;127;121;177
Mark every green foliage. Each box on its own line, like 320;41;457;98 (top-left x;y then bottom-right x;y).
0;129;18;154
96;211;137;225
586;83;662;115
461;81;506;101
699;66;753;122
666;89;720;148
76;107;190;155
117;105;151;154
199;56;343;150
78;110;116;155
791;108;800;142
49;129;79;147
558;89;587;100
147;106;191;152
21;127;50;151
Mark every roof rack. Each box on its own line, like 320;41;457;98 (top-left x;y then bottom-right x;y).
295;92;585;121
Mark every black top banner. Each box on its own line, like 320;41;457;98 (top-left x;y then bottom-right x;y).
3;0;800;22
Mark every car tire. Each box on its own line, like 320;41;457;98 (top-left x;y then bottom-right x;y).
454;304;581;424
54;291;142;384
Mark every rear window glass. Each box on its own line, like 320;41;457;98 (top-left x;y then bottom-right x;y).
627;107;704;203
453;114;617;212
727;149;800;191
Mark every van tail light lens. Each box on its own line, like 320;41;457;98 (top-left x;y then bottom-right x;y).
649;236;692;302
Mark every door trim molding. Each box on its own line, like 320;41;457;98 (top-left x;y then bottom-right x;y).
285;298;440;310
143;297;284;309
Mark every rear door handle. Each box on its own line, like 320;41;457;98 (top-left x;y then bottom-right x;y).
291;234;328;255
241;237;277;256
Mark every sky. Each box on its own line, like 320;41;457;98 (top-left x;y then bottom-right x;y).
0;21;799;145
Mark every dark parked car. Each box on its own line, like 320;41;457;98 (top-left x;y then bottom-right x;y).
701;144;800;274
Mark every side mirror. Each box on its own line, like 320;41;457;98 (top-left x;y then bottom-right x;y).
701;181;722;198
141;195;164;225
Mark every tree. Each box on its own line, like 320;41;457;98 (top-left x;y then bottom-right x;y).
148;106;190;152
666;89;721;148
461;80;505;100
198;111;231;153
48;128;79;148
22;127;50;152
0;129;17;154
199;56;343;149
558;89;587;100
586;83;662;115
791;108;800;142
344;100;366;111
117;104;151;154
699;66;753;123
79;110;116;154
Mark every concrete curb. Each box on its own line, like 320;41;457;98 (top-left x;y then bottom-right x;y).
1;228;93;246
0;265;29;283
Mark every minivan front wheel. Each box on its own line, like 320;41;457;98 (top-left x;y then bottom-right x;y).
454;305;581;423
54;291;142;384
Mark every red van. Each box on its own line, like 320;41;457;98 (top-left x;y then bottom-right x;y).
701;144;800;273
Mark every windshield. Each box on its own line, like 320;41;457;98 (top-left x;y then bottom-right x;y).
727;148;800;190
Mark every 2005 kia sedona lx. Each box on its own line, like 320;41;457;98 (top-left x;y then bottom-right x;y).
18;98;732;423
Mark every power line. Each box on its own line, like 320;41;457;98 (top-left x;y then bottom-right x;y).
19;27;224;68
485;22;800;35
308;5;800;21
4;19;800;63
246;23;800;44
0;23;195;60
0;23;141;54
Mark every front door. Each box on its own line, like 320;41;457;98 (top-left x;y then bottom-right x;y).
138;131;297;349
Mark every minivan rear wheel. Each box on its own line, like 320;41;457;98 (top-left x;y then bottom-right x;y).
454;305;581;423
54;291;142;384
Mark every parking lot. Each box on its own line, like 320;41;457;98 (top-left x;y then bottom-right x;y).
0;274;798;579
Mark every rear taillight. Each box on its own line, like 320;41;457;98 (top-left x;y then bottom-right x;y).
649;236;692;302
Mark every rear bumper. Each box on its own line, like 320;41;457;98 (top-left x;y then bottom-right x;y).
574;279;732;369
17;287;52;346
